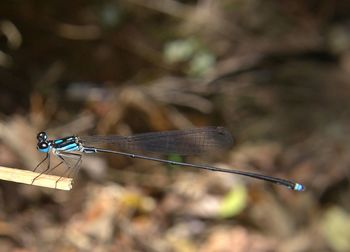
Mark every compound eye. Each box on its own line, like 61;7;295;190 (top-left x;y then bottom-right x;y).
37;142;50;153
37;132;48;141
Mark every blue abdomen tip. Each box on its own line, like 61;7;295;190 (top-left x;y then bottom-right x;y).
294;183;305;191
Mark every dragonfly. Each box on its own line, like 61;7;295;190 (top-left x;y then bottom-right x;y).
34;126;304;191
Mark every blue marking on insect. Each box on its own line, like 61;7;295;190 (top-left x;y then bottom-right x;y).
38;146;50;153
54;139;63;144
57;143;79;151
69;146;80;151
294;183;305;191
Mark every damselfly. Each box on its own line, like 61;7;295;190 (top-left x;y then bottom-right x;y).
34;126;304;191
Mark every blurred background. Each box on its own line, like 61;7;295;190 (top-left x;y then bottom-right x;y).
0;0;350;251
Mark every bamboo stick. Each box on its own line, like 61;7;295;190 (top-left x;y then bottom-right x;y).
0;166;73;190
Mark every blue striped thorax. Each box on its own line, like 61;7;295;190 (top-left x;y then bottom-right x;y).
36;132;81;153
52;136;80;152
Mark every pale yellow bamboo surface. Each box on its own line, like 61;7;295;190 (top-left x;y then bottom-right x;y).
0;166;73;190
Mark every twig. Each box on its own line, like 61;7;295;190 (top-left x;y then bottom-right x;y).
0;166;73;190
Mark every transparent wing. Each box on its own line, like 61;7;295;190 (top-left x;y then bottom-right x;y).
79;126;233;155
